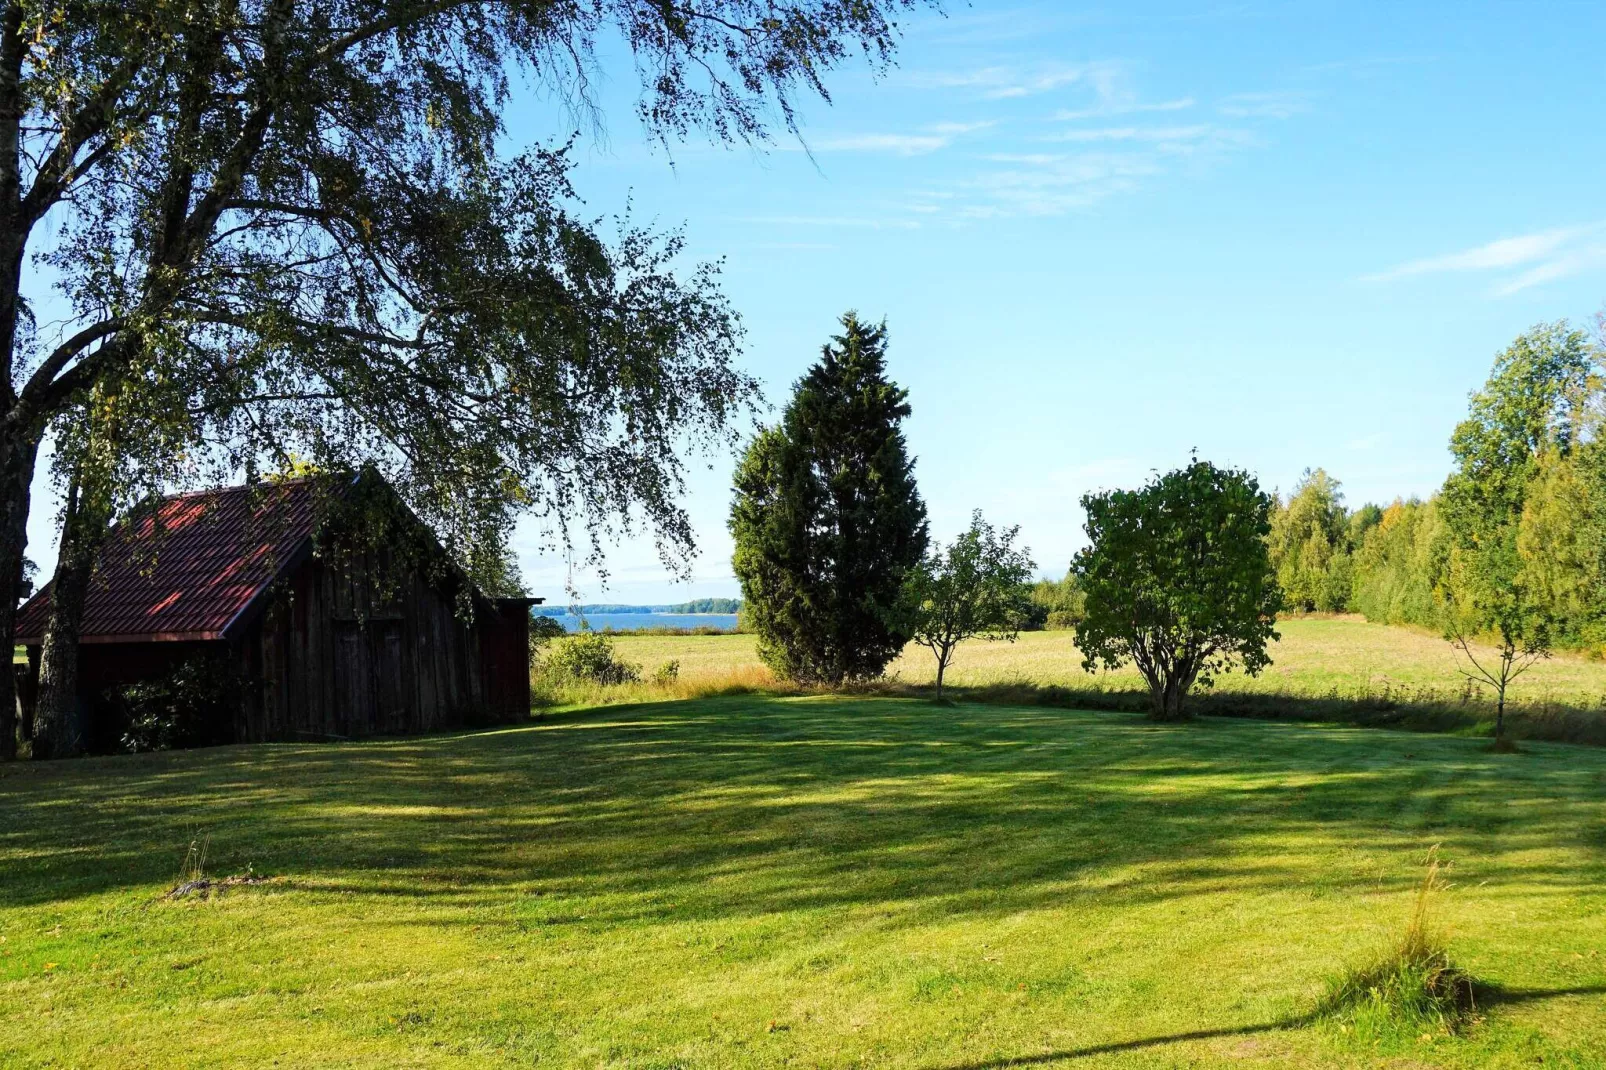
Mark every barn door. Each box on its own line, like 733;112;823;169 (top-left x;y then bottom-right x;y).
371;621;408;733
333;623;373;737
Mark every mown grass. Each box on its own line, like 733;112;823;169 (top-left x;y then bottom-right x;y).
2;695;1603;1068
590;617;1606;744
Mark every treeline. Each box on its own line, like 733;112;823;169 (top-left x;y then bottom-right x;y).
536;598;742;617
1019;321;1606;656
1268;322;1606;652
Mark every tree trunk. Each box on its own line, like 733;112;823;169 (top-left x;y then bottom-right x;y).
934;655;946;701
33;475;111;759
0;429;39;760
1149;668;1189;722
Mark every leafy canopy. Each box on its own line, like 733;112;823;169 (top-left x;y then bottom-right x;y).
902;511;1035;699
1434;324;1599;730
1074;457;1281;721
729;312;928;684
1268;467;1349;613
1;0;936;583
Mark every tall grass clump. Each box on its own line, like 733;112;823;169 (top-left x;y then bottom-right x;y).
1318;847;1477;1039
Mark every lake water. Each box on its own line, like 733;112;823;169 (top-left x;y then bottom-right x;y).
543;613;740;633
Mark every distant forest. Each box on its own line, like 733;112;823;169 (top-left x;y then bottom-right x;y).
534;598;742;617
1032;321;1606;654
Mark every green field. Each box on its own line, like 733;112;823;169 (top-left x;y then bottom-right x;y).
608;616;1606;702
594;618;1606;743
3;694;1604;1067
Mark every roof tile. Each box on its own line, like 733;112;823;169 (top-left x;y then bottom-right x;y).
15;479;327;642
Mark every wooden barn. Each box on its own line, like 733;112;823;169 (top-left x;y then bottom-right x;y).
14;474;539;750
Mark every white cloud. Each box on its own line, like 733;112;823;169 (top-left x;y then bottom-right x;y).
964;152;1163;215
786;120;995;156
1043;124;1222;144
1346;432;1387;452
909;61;1124;102
1054;97;1195;121
1217;90;1311;119
1365;224;1606;295
804;133;952;155
926;120;998;135
737;215;921;230
1368;226;1591;280
1490;244;1606;296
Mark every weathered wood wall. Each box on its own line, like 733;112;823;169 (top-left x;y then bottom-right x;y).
235;552;529;742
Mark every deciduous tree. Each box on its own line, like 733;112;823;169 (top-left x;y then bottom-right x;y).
0;0;934;757
1074;457;1281;721
1435;323;1594;743
902;511;1034;701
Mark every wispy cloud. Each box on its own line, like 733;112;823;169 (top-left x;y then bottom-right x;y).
1364;224;1606;294
802;133;952;155
1491;245;1606;297
1054;97;1194;121
737;215;922;231
909;61;1123;101
788;121;996;156
1346;432;1388;452
1217;90;1311;119
1042;124;1225;144
962;152;1163;216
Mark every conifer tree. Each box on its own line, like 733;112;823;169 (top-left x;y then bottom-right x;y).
730;313;928;684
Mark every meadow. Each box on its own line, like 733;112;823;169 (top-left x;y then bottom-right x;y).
2;695;1603;1068
593;617;1606;743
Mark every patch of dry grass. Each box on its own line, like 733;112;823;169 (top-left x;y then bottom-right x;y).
591;617;1606;743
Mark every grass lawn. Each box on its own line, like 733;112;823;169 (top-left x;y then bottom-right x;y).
609;617;1606;706
2;696;1604;1067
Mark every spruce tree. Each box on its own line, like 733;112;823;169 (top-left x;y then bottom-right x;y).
731;313;928;684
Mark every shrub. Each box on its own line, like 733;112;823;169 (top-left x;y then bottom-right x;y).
1044;610;1079;631
652;659;680;685
104;655;241;752
543;632;640;685
528;614;567;660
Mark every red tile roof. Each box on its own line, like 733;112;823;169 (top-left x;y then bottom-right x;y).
15;478;334;644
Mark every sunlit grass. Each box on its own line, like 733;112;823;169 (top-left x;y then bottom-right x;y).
2;695;1603;1067
606;617;1606;702
595;617;1606;742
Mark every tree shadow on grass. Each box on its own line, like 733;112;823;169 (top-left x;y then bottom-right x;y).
929;986;1606;1068
0;696;1603;932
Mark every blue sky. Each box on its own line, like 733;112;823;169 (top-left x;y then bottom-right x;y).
23;2;1606;602
500;1;1606;603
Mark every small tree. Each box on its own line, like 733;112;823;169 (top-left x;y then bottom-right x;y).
1074;458;1282;721
903;512;1035;701
1435;323;1591;744
1442;535;1549;744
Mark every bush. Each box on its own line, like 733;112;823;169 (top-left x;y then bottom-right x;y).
543;631;640;685
529;614;567;660
1028;572;1084;628
103;655;241;753
651;659;680;685
1044;610;1079;631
